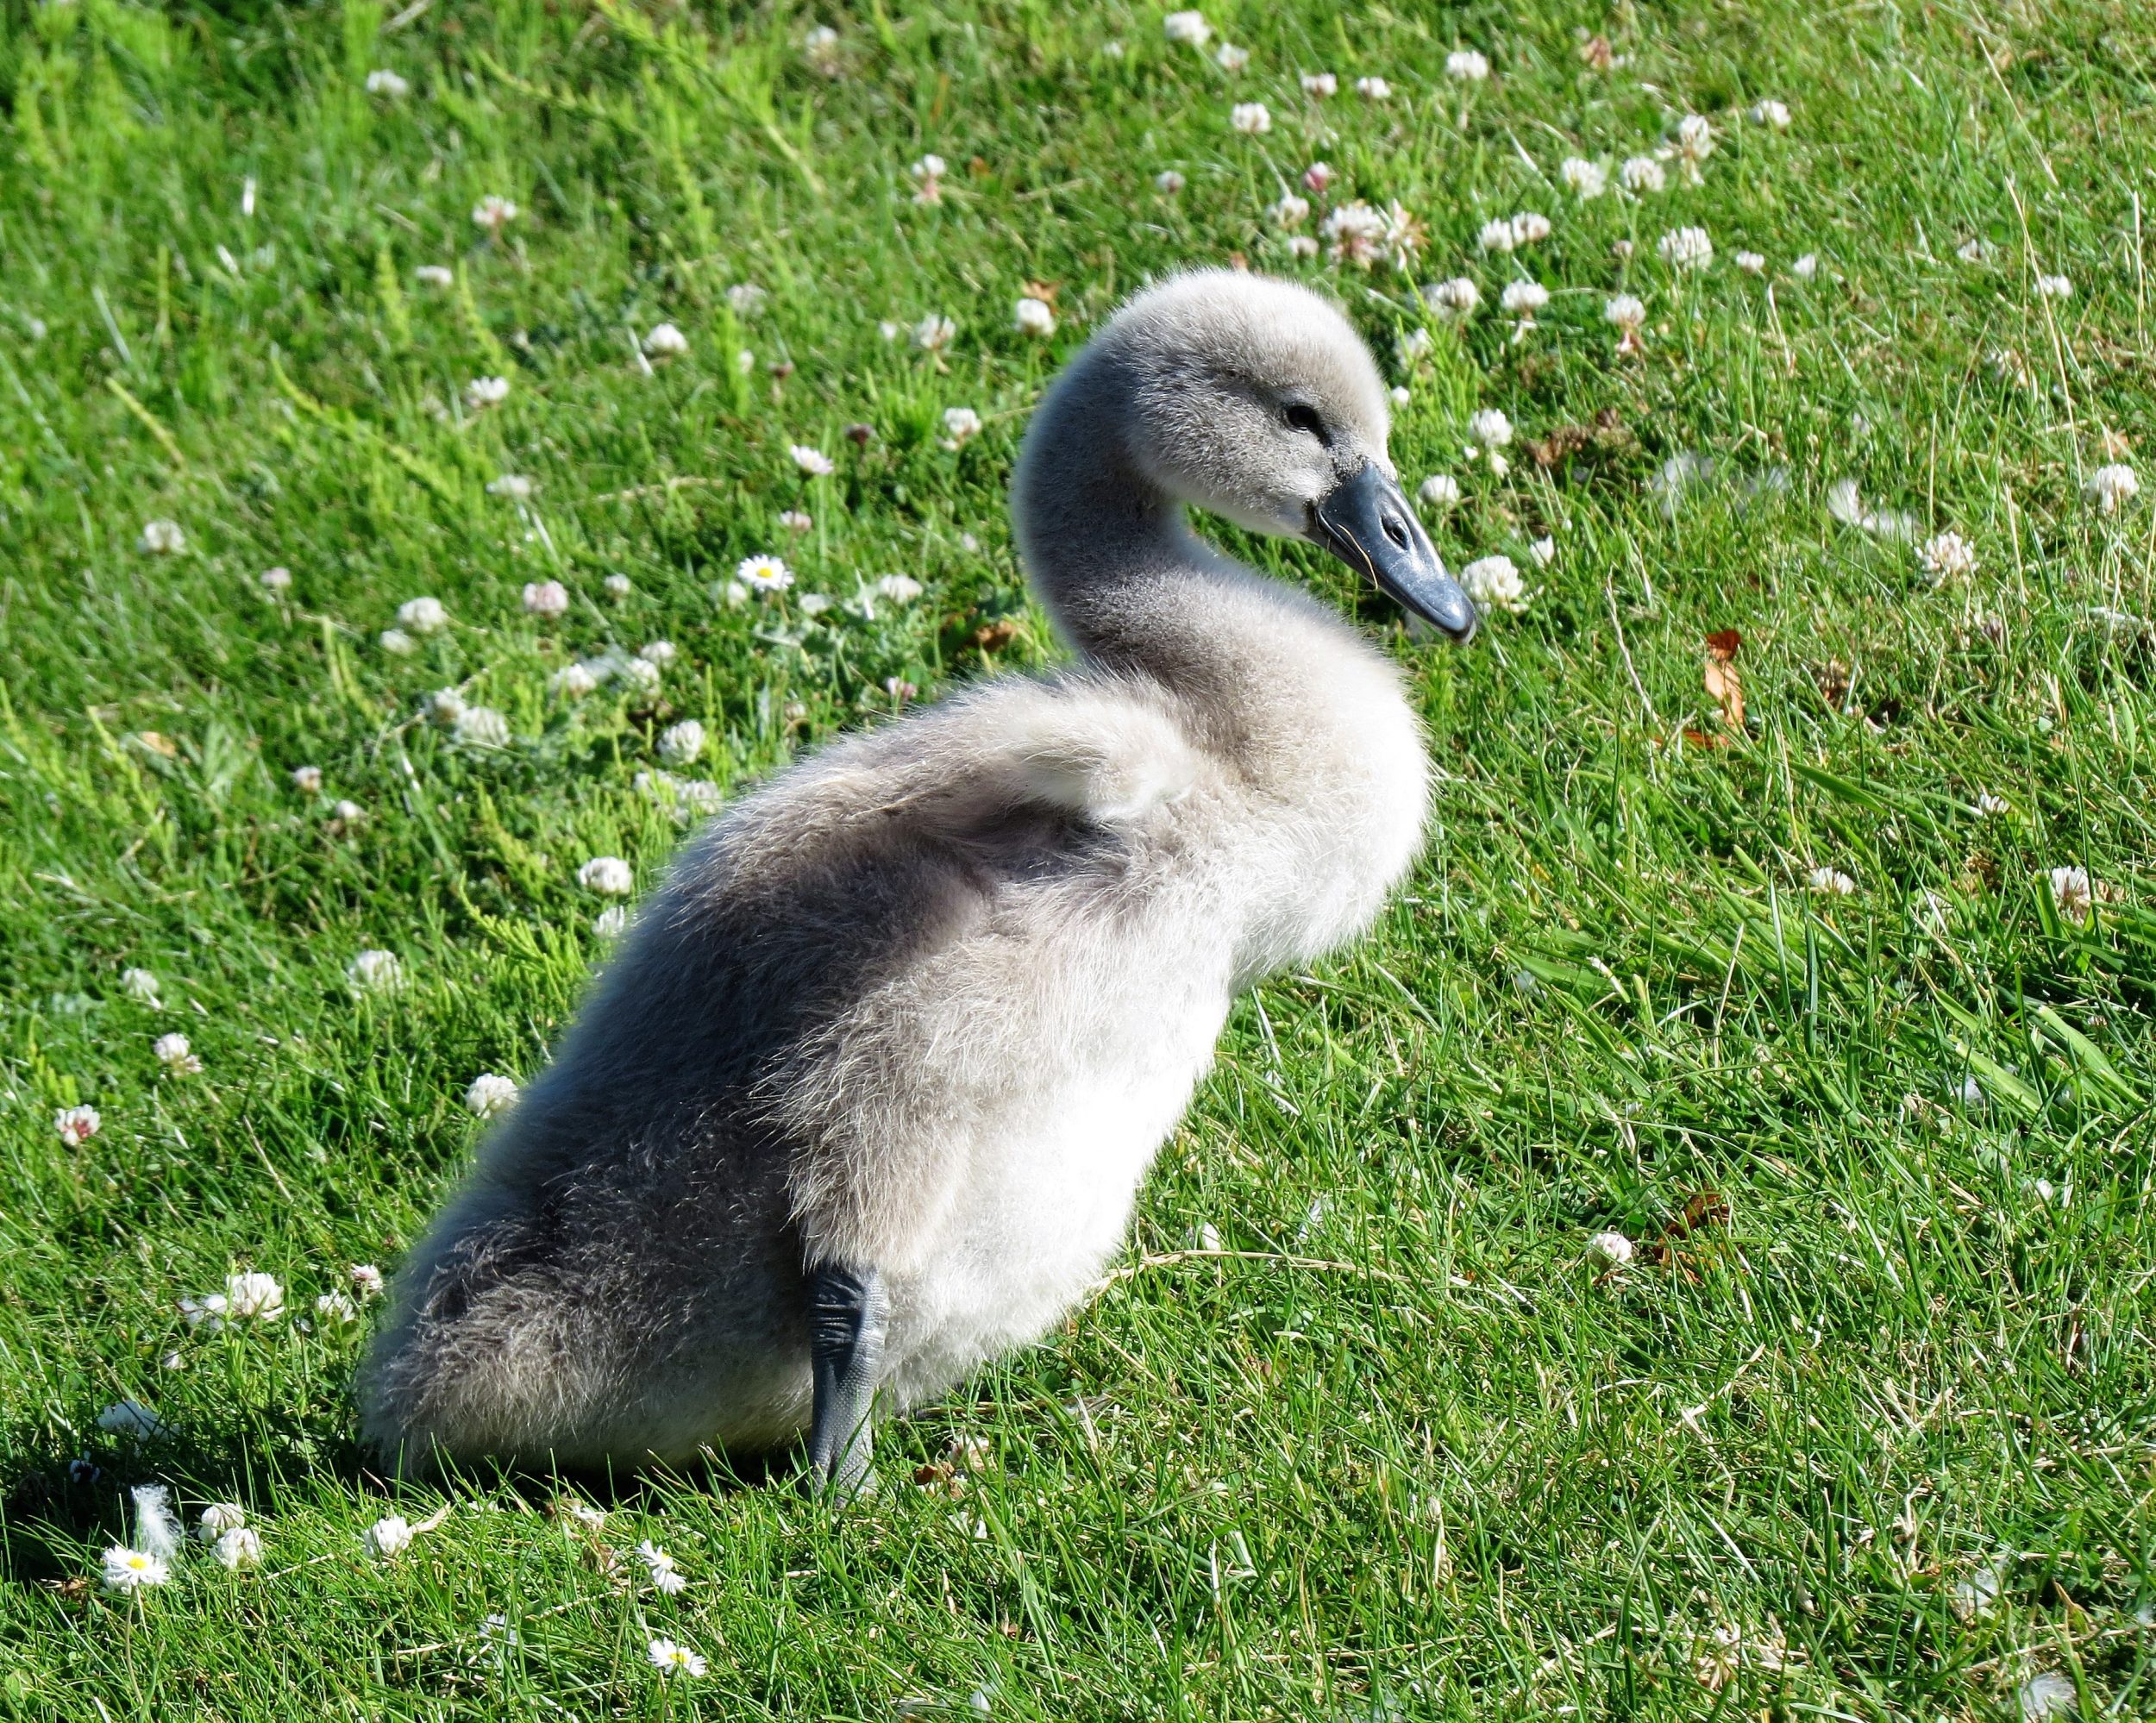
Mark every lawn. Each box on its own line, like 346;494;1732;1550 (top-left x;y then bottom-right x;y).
2;1;2153;1717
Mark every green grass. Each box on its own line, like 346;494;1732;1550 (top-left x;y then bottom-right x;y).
1;0;2153;1716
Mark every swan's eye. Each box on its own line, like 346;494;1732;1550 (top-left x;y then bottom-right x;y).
1282;402;1328;441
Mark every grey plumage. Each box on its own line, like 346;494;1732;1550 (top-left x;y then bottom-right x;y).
361;269;1472;1476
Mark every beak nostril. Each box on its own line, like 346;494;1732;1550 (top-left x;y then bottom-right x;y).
1382;516;1409;549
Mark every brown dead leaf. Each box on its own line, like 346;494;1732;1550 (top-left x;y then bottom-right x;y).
133;730;178;757
972;617;1022;652
1812;659;1851;709
1021;279;1059;306
1526;407;1639;471
1578;34;1614;69
1702;630;1745;731
1664;1189;1732;1239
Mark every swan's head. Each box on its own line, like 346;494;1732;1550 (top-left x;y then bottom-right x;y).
1081;269;1476;642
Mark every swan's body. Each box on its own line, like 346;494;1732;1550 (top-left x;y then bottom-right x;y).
363;272;1475;1477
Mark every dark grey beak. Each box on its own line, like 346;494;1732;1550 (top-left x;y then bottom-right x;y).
1308;462;1477;642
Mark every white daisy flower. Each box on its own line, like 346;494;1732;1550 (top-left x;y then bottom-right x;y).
102;1545;170;1592
1669;113;1714;180
1501;280;1549;314
736;554;793;593
465;1074;519;1118
1791;253;1821;279
1976;793;2011;817
790;444;836;477
648;1638;708;1676
1321;200;1390;268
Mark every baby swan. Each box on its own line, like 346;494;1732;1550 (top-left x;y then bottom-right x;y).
362;270;1476;1491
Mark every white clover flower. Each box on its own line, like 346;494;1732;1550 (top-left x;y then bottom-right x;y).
364;1514;413;1559
617;656;661;696
639;639;677;665
1460;554;1528;614
291;765;323;795
1586;1231;1634;1269
1501;280;1549;315
1670;113;1714;180
1013;297;1056;336
379;629;414;655
1808;867;1857;897
1422;276;1480;319
1230;102;1272;135
1734;250;1765;274
197;1503;247;1540
1476;217;1516;254
803;24;843;76
351;1263;385;1299
1957;239;1992;264
1354;75;1391;100
1561;157;1608;199
398;596;448;633
1468;408;1513;449
260;566;293;592
1418;474;1461;510
1620;155;1666;193
1750;99;1791;128
594;905;630;939
122;967;160;1004
1154;170;1186;195
315;1291;360;1326
787;444;834;478
415;264;454;288
942;405;983;446
332;795;362;820
736;554;793;593
1510;211;1551;245
465;1074;519;1118
487;473;534;500
213;1526;263;1569
56;1105;101;1147
727;282;768;316
648;1638;708;1676
1287;235;1319;258
2035;273;2073;300
1301;161;1333;192
1921;530;1977;580
1268;194;1311;229
1791;253;1820;279
1976;793;2011;817
1389;385;1412;408
347;949;403;992
579;856;634;896
2084;463;2139;513
912;313;956;351
365;68;410;97
1163;10;1211;47
2017;1673;2075;1722
1322;200;1391;268
153;1033;201;1075
466;375;511;410
522;580;569;618
549;663;594;701
2049;865;2093;920
472;195;518;235
453;705;511;748
715;579;749;607
98;1400;170;1442
1300;72;1338;97
658;720;707;765
139;519;185;554
1530;536;1557;567
874;573;924;604
225;1273;285;1320
604;573;634;599
1445;49;1489;80
1215;42;1248;72
1658;226;1714;270
102;1546;170;1592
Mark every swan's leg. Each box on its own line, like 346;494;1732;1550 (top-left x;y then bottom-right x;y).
805;1262;888;1499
